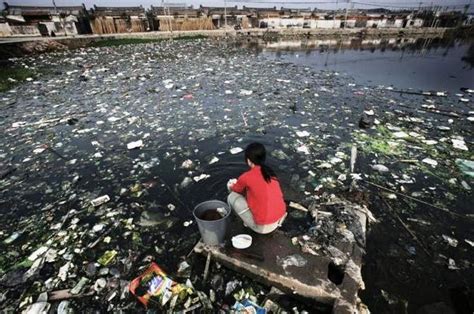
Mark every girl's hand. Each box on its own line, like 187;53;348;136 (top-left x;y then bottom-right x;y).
227;178;237;192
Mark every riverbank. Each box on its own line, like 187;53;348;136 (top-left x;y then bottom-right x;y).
0;27;454;59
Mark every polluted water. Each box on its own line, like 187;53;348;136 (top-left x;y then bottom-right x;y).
199;208;226;221
0;36;472;313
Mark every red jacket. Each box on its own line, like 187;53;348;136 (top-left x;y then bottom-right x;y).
231;166;286;225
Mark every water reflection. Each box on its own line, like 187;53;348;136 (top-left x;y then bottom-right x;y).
240;36;474;91
461;42;474;67
241;36;468;59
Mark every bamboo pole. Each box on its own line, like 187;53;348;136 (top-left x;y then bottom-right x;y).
362;179;466;218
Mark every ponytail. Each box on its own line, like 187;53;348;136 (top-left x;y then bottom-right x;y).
260;163;276;183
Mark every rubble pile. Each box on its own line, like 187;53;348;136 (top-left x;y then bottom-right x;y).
292;195;373;254
20;40;68;54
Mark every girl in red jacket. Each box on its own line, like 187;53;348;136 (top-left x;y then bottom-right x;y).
227;142;287;234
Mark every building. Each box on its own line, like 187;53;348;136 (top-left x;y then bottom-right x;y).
384;16;405;28
0;15;12;36
2;2;91;36
280;7;313;18
242;6;280;27
349;12;414;29
436;11;465;28
89;5;148;34
405;17;424;28
149;5;214;31
260;17;305;29
0;4;464;37
365;13;386;28
244;6;280;19
200;5;252;29
464;13;474;26
342;17;358;28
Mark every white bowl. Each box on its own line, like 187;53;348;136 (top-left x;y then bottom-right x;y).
231;234;252;249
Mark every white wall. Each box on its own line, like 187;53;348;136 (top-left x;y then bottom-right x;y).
0;22;13;37
260;18;305;28
39;22;57;35
366;19;382;28
378;19;388;28
394;19;404;28
314;19;342;29
406;18;424;28
413;18;424;27
260;18;277;28
39;21;78;36
345;19;356;28
263;18;343;29
10;25;41;36
368;18;404;28
280;18;304;28
303;19;343;29
64;21;78;35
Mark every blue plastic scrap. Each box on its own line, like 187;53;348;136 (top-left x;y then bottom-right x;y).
232;298;267;314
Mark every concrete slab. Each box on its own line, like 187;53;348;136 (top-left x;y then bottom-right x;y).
194;202;368;313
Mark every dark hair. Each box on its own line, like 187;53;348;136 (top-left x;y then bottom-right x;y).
244;142;276;183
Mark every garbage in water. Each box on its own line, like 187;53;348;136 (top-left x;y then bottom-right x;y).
0;36;472;313
91;195;110;207
442;235;458;247
127;140;144;150
70;277;90;295
230;147;244;155
98;250;117;266
456;159;474;177
129;262;195;309
232;298;267;313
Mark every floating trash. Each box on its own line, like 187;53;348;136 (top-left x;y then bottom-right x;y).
371;164;389;173
91;195;110;207
3;231;22;244
230;147;243;155
98;250;117;266
296;131;310;138
70;277;90;295
127;140;144;150
442;235;459;247
240;89;253;96
422;158;438;167
0;36;472;313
